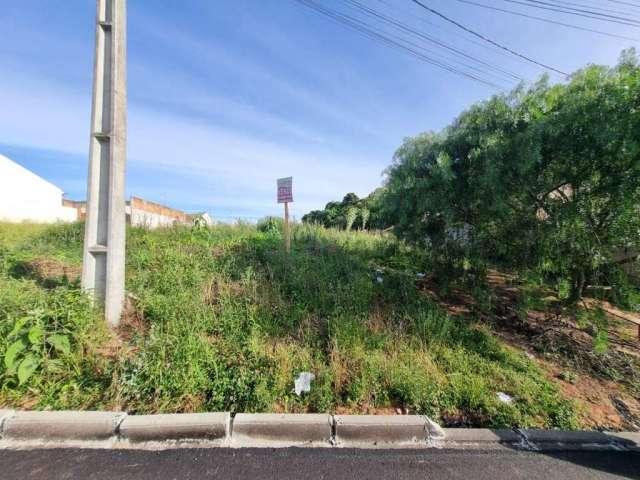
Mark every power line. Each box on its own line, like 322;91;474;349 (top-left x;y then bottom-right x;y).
347;11;518;83
408;0;569;76
501;0;640;26
297;0;512;88
519;0;640;23
292;0;509;89
450;0;639;42
549;0;640;18
340;0;522;81
604;0;640;8
373;0;523;62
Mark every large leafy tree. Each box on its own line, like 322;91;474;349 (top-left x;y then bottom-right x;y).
384;50;640;300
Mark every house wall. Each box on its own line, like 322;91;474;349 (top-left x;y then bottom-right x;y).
0;155;77;223
62;200;87;221
0;155;211;228
128;197;189;229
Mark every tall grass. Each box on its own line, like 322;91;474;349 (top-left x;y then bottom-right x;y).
0;222;578;428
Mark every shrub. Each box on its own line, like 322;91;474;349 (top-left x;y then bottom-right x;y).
384;51;640;302
257;216;284;234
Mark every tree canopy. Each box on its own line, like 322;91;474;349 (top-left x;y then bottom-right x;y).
302;189;390;231
301;50;639;302
383;50;640;301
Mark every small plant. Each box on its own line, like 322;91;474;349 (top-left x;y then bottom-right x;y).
558;371;579;384
3;305;78;386
4;312;68;385
345;207;358;232
257;216;283;234
576;307;610;354
192;215;209;230
557;278;571;301
360;208;370;231
593;330;609;355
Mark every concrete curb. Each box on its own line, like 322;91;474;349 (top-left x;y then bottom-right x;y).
119;413;230;443
0;410;637;451
0;410;14;439
232;414;332;447
520;429;640;451
3;411;124;441
441;428;523;447
606;432;640;452
440;428;640;451
335;415;442;447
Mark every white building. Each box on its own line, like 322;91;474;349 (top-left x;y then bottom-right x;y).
0;154;77;223
0;154;216;228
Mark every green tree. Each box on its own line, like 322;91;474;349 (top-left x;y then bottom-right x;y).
384;50;640;300
301;210;326;226
303;191;392;231
341;193;360;207
360;208;370;230
345;207;359;232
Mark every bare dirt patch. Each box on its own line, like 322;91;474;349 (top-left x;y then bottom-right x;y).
419;270;640;431
545;360;640;430
116;295;149;344
94;295;147;361
203;279;245;306
21;257;81;285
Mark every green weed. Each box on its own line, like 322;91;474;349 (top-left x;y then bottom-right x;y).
0;222;578;428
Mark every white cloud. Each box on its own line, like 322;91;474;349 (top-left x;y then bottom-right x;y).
0;64;385;218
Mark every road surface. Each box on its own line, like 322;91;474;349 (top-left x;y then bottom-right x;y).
0;447;638;479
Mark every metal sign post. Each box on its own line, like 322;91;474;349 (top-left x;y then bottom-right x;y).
82;0;128;328
277;177;293;253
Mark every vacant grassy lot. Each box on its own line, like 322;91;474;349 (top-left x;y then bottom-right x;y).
0;222;582;428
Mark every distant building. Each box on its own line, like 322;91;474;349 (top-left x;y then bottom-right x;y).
127;199;214;229
64;197;214;230
127;196;190;229
0;154;77;223
0;154;214;228
62;199;87;221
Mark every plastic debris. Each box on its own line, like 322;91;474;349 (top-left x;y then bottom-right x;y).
294;372;315;396
416;272;426;279
373;268;384;284
496;392;514;404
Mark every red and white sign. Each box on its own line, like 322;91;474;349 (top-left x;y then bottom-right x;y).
277;177;293;204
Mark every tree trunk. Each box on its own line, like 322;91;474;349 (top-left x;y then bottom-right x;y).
569;268;586;303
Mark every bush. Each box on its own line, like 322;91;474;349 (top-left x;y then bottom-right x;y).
0;222;579;428
257;216;284;234
0;277;112;409
384;50;640;302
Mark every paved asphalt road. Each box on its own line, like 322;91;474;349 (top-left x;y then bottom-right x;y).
0;448;638;480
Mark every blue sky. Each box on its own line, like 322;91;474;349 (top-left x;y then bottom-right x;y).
1;1;636;221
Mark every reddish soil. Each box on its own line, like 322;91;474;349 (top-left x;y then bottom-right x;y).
419;270;640;431
23;257;81;283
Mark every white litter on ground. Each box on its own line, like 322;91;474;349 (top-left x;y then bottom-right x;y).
496;392;514;404
416;273;426;279
294;372;316;396
373;268;385;284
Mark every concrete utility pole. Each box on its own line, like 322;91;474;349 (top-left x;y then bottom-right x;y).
82;0;128;328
